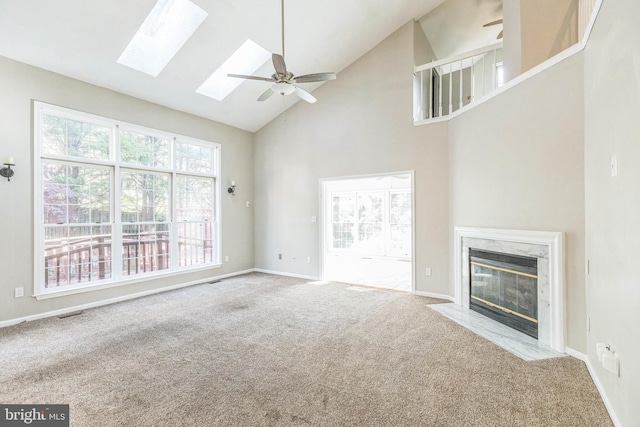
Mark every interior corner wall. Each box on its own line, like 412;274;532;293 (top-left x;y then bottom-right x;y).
584;0;640;423
414;21;438;65
253;21;450;296
0;56;255;323
520;0;579;74
448;53;586;352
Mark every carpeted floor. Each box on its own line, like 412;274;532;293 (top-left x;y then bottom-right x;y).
0;273;612;426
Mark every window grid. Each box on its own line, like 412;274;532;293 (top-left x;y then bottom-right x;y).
330;189;411;259
35;102;220;295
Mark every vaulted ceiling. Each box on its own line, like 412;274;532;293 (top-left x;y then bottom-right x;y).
0;0;448;132
419;0;503;59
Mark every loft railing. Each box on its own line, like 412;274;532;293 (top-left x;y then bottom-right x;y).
413;42;503;122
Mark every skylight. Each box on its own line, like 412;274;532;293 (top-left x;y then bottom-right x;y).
117;0;208;77
196;39;271;101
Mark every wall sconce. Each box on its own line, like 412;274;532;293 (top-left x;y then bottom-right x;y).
0;157;15;182
228;181;236;196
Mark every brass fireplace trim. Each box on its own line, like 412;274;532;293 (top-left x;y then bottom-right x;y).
471;261;538;279
470;295;538;324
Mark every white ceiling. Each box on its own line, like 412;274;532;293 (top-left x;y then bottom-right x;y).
0;0;446;133
419;0;503;59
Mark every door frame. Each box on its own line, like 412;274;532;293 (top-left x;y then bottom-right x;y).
319;170;415;293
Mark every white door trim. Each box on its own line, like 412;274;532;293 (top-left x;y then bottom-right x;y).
319;170;415;293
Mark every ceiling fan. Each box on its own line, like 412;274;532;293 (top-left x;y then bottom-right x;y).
227;0;336;103
483;18;503;40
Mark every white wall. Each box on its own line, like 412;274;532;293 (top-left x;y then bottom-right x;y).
584;0;640;423
448;53;587;352
254;22;450;296
503;0;522;81
0;56;255;323
414;21;438;65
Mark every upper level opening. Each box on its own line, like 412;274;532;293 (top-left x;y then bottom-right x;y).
414;0;593;124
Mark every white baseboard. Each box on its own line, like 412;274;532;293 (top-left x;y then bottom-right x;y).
0;269;254;329
565;346;587;361
252;268;320;281
565;347;622;427
414;290;455;302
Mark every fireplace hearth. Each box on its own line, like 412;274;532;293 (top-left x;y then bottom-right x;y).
454;227;566;352
469;249;538;339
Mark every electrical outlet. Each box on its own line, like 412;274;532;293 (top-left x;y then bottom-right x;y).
224;255;229;262
307;256;311;264
425;268;432;276
14;287;24;298
292;257;296;262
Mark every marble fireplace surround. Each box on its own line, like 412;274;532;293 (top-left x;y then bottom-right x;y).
454;227;566;353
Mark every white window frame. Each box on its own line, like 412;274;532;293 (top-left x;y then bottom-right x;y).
328;189;411;260
34;101;221;298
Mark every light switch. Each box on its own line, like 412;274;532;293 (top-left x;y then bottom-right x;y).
611;155;618;177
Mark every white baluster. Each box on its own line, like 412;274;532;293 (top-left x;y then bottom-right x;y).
470;55;476;104
438;67;443;117
459;59;463;110
448;65;453;115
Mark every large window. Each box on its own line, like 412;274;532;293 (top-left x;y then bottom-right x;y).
330;189;411;259
35;102;220;296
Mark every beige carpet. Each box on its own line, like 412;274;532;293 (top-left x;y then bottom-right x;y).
0;273;612;426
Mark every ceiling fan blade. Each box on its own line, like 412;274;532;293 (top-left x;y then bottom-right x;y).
257;88;275;102
272;53;287;76
227;74;275;82
497;30;503;39
294;86;317;104
293;72;337;83
483;19;503;27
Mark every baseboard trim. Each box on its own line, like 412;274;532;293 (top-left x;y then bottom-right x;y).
565;346;622;427
0;269;254;329
565;346;587;361
252;268;320;281
414;291;455;302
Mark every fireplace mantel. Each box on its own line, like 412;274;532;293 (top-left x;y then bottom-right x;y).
454;227;566;352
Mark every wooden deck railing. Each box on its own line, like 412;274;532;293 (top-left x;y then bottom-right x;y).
44;227;213;288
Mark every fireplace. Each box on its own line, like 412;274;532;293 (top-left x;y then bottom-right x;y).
469;249;538;339
454;227;566;352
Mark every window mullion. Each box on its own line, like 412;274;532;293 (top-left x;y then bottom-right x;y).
170;170;178;270
35;101;220;296
384;190;390;257
111;162;122;281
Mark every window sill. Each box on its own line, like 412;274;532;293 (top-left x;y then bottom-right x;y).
33;263;222;300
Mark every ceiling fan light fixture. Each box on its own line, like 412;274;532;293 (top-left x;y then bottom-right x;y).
272;82;296;96
227;0;334;103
